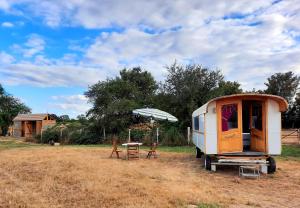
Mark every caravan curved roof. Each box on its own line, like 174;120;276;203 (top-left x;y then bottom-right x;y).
192;93;288;116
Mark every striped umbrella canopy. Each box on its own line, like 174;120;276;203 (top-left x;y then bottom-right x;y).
132;108;178;122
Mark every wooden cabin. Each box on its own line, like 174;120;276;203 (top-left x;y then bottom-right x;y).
13;114;56;138
192;94;288;173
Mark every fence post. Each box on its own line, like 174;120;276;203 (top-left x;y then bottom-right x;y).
298;129;300;144
187;127;190;145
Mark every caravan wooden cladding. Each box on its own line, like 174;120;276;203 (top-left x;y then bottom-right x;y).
217;99;243;153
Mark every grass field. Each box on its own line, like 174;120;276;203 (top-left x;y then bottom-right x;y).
0;138;300;208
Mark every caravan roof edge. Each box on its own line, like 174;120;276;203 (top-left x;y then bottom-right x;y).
192;93;288;116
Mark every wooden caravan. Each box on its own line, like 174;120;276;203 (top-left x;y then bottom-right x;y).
192;94;288;174
13;114;56;138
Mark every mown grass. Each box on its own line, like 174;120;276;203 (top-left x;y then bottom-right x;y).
278;145;300;160
0;139;41;150
197;202;221;208
1;138;300;161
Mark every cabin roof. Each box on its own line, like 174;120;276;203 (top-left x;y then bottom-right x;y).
13;113;51;121
192;93;288;116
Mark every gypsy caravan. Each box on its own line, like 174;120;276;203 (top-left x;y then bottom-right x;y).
192;94;288;173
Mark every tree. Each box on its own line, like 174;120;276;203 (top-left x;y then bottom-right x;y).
59;115;70;122
210;81;243;97
264;71;299;104
0;84;31;135
159;62;242;129
85;67;157;134
287;92;300;128
264;71;300;128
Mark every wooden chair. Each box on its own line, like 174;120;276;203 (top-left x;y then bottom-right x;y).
110;139;122;159
127;144;140;160
146;143;158;159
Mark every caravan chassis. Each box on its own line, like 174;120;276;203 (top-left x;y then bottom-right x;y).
196;147;276;174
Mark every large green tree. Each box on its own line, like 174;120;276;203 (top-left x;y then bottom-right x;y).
264;71;299;104
85;67;157;134
158;63;242;129
0;84;31;135
264;71;299;128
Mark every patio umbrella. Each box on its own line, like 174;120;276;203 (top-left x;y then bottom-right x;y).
131;108;178;143
132;108;178;122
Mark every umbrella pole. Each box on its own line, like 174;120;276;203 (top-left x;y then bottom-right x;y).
156;127;159;144
128;129;131;142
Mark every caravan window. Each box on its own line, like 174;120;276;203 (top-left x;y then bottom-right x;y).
252;102;262;130
199;114;204;133
221;104;238;131
193;116;199;130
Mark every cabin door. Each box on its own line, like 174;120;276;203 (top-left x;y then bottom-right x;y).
217;99;243;153
250;101;266;152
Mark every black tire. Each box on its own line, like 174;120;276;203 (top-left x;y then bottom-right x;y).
196;147;202;158
267;157;276;174
204;155;211;171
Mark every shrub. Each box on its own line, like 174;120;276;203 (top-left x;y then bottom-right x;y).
160;126;186;146
39;128;60;144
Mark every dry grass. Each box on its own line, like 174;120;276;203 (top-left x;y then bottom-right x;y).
0;144;299;207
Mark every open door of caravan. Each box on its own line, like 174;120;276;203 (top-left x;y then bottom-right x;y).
250;101;266;152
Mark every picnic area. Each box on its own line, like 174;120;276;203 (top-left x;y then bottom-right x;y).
0;138;299;208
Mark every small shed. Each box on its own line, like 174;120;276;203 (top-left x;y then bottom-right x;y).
192;93;288;173
13;114;56;138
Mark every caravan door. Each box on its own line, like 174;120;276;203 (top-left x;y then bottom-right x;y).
250;101;266;152
217;99;243;153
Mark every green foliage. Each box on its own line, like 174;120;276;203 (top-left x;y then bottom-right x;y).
85;67;157;134
40;128;60;143
264;71;300;128
0;84;31;135
38;118;102;145
160;125;186;146
159;62;242;130
265;71;299;104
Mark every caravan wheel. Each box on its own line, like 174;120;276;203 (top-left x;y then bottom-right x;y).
267;157;276;174
196;147;202;158
204;155;211;171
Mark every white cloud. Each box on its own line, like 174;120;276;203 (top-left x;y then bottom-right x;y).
12;34;46;58
50;94;91;118
0;51;15;64
0;0;9;11
0;62;105;87
1;21;14;27
0;0;299;91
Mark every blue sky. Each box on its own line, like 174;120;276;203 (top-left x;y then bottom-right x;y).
0;0;299;118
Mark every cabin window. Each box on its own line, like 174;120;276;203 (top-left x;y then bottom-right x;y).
252;102;262;130
221;104;238;131
199;114;204;133
193;116;199;131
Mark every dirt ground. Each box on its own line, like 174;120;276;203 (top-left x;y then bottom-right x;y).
0;147;299;208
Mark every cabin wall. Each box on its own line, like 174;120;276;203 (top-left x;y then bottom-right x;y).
192;131;205;151
267;99;281;155
42;120;56;130
13;121;22;137
36;121;42;135
205;101;218;154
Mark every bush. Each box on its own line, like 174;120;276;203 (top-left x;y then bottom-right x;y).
160;126;186;146
68;129;101;144
38;128;60;144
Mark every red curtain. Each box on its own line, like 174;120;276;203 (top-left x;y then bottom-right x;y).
222;104;237;131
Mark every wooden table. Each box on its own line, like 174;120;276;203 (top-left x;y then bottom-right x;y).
122;143;143;160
